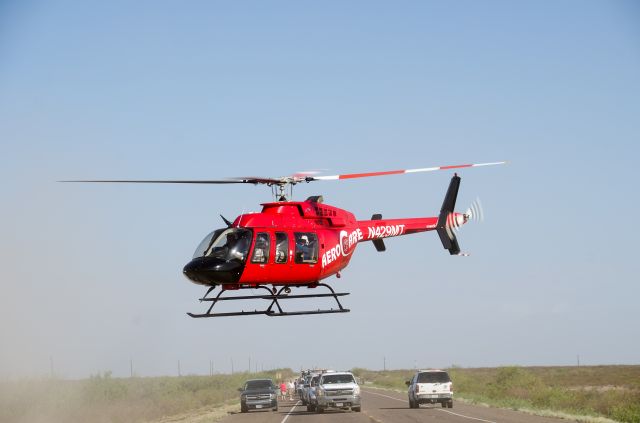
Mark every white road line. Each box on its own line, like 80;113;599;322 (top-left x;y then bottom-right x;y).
280;400;301;423
362;389;408;403
437;409;497;423
362;389;497;423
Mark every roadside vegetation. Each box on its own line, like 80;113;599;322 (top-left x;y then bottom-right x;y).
4;366;638;423
352;365;640;423
0;369;295;423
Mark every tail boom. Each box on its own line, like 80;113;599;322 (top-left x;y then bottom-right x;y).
357;217;439;241
355;173;470;255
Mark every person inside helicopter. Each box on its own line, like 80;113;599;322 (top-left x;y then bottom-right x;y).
251;233;270;263
295;233;317;263
275;232;288;263
184;228;253;286
194;228;253;261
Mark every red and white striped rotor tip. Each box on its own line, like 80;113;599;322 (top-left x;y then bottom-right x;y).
310;161;506;181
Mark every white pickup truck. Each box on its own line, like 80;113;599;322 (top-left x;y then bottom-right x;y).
315;371;361;413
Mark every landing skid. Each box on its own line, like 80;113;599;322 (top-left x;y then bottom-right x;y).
187;283;350;318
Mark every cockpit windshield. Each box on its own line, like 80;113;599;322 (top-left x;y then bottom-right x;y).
193;228;253;261
193;229;224;259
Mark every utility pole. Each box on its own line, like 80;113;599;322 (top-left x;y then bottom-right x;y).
231;358;234;374
383;356;386;371
577;354;580;367
249;357;251;374
178;360;181;377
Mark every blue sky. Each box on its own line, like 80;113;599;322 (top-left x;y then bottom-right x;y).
1;1;639;378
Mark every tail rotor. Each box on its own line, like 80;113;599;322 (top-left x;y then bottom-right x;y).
465;197;484;224
437;175;487;256
444;198;484;255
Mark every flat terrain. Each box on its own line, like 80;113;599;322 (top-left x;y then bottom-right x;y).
219;388;580;423
4;367;638;422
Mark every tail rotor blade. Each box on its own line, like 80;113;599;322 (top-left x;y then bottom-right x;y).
449;197;485;237
466;197;484;223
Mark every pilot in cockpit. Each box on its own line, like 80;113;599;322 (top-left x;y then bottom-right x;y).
298;235;312;260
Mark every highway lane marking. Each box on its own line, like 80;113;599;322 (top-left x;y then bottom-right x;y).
280;400;301;423
362;389;497;423
438;409;497;423
362;411;384;423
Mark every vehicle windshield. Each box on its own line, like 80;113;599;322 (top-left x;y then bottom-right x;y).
193;228;253;261
245;380;273;390
321;374;355;384
417;372;450;383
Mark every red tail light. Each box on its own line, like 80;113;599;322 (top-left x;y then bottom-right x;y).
450;383;453;392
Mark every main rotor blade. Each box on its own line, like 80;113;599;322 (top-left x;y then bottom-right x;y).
309;161;506;181
60;161;506;186
59;177;283;185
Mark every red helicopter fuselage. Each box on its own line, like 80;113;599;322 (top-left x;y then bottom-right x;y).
182;196;466;290
62;161;503;317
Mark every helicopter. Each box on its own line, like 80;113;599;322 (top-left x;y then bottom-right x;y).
63;161;505;317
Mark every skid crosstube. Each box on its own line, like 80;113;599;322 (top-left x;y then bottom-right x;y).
187;283;350;318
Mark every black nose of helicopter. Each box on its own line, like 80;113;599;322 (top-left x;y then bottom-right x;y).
183;257;244;286
182;260;203;284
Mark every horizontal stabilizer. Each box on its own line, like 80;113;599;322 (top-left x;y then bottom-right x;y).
371;213;386;252
372;239;386;252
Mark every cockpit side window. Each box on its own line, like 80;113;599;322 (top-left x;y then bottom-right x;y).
275;232;288;263
294;232;318;264
251;232;270;263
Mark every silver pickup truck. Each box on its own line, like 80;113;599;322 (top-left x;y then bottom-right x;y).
315;371;361;413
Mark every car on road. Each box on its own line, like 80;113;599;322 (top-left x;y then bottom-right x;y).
315;371;361;413
239;378;278;412
406;369;453;408
304;374;320;411
295;377;305;399
300;375;312;405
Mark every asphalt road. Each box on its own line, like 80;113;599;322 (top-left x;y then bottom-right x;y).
218;388;578;423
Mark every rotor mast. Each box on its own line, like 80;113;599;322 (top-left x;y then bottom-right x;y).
270;176;314;202
272;182;291;202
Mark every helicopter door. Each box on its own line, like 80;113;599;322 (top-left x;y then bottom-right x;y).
293;232;321;283
274;232;289;265
270;231;292;280
249;232;271;282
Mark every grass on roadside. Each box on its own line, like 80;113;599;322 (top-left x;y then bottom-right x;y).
0;369;295;423
351;365;640;423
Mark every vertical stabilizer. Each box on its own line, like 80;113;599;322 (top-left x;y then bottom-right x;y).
436;174;462;255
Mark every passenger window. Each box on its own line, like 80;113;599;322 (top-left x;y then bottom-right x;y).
294;232;318;264
275;232;288;264
251;232;270;264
